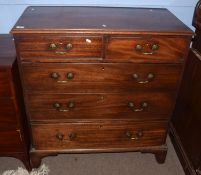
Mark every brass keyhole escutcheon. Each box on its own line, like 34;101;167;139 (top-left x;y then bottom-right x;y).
97;96;105;103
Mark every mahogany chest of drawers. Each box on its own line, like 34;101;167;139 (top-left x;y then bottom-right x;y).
11;6;193;168
0;34;30;170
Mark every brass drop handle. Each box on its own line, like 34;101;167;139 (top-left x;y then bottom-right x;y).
49;43;57;50
56;132;64;141
53;102;68;112
66;72;74;80
53;102;75;112
49;43;72;54
66;43;73;50
68;132;77;141
56;43;73;54
50;72;74;83
125;130;144;140
128;101;148;112
135;43;159;55
50;72;66;83
132;73;155;84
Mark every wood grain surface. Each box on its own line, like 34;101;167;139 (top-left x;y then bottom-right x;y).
12;7;193;168
31;121;167;150
12;7;192;35
21;63;182;93
107;36;190;63
26;92;175;121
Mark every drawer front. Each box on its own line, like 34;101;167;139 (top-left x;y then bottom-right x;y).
0;99;18;129
26;93;174;121
31;121;167;150
17;36;103;61
0;129;23;152
106;37;189;63
0;69;12;97
22;63;182;93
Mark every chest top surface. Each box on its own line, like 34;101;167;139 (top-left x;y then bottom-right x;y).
11;6;193;35
0;34;16;67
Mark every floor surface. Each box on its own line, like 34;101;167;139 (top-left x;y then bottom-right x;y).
0;136;185;175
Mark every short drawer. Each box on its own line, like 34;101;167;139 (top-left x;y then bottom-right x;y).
0;69;12;97
0;129;23;152
22;63;182;93
26;93;174;121
16;36;103;61
31;121;167;150
106;36;190;63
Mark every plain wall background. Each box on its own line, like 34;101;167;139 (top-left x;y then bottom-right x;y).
0;0;198;33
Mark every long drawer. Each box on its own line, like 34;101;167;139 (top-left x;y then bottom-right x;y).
21;63;182;93
26;93;175;121
31;121;167;150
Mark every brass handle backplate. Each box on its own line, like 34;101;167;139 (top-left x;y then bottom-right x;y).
128;101;148;112
55;132;77;141
66;43;73;50
49;43;57;50
56;132;64;141
125;130;143;140
51;72;60;80
66;72;74;80
135;43;159;55
132;73;155;84
53;102;75;112
68;132;77;141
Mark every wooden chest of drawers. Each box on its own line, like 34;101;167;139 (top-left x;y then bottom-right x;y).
0;35;30;170
11;6;193;168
